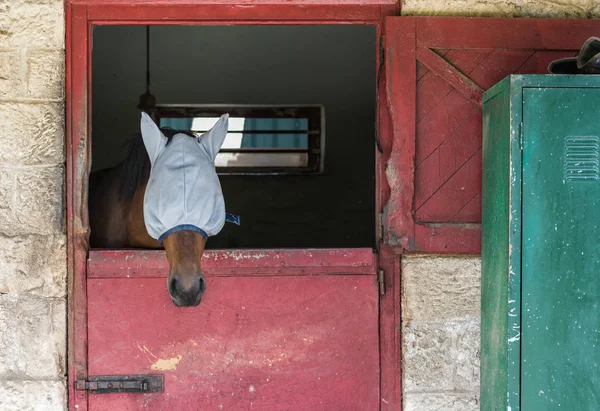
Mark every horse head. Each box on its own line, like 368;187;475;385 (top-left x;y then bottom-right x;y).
140;112;229;307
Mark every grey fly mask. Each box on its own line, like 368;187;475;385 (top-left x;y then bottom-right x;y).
140;111;236;243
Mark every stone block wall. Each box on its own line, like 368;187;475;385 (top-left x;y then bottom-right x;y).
0;1;66;410
402;0;600;18
401;256;481;410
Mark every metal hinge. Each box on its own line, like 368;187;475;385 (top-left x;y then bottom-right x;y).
378;269;386;296
76;374;164;394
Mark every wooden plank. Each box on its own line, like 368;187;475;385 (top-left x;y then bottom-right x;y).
416;149;482;222
416;61;429;80
469;50;534;90
416;69;453;123
375;21;385;244
417;17;600;50
415;91;474;167
86;275;380;410
377;21;394;233
415;47;488;123
379;2;400;18
382;16;416;248
416;49;449;80
378;245;401;410
87;4;384;21
412;223;480;254
416;47;483;107
88;249;378;278
415;113;481;218
517;50;575;74
67;3;90;411
450;192;481;222
443;49;492;78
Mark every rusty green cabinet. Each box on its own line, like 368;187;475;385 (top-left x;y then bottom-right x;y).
482;75;600;410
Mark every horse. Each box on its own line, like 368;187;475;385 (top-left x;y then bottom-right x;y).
89;112;231;307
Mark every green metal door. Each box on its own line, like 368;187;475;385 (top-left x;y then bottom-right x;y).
522;88;600;410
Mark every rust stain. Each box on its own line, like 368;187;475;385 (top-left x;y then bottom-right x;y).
151;355;183;371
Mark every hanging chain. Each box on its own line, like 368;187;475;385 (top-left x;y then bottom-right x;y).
146;25;151;94
138;25;156;116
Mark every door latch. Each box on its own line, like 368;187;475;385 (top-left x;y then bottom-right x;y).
76;374;164;394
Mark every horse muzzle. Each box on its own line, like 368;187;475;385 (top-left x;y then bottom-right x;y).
168;272;206;307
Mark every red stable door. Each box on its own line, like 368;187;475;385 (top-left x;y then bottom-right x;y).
66;2;401;411
85;249;383;410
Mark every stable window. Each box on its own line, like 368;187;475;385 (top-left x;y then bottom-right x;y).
155;104;325;174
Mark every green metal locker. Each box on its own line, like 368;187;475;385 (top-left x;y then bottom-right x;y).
482;75;600;411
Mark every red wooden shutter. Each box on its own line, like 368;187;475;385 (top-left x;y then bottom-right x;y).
381;16;600;253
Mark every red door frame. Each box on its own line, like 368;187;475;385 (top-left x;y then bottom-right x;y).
66;1;401;410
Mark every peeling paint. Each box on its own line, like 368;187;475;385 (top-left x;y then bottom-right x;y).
217;251;274;261
508;325;521;343
151;355;183;371
508;301;517;317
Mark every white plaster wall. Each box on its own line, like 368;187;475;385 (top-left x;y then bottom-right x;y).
0;0;66;410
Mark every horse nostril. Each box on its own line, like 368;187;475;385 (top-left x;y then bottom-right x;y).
169;276;180;298
198;275;206;296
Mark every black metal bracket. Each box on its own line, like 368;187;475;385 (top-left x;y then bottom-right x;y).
76;374;164;394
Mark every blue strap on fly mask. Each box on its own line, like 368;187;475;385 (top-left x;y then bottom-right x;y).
225;213;241;226
157;214;240;243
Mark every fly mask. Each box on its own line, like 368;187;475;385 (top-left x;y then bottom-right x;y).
140;111;232;243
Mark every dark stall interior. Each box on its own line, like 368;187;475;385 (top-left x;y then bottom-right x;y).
91;25;376;249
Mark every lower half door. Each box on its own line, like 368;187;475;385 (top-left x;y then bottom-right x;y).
522;88;600;410
86;249;380;410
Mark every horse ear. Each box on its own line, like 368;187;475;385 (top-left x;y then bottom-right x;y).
140;112;168;165
199;113;229;162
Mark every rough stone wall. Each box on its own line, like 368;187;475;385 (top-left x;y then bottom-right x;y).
401;256;481;410
0;1;66;410
402;0;599;18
